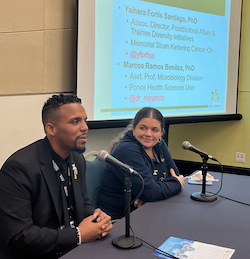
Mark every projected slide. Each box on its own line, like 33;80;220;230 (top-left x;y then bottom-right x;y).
77;0;241;121
94;0;230;120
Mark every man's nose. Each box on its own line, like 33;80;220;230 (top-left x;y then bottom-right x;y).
80;120;88;131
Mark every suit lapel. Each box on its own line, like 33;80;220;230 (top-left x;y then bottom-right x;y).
38;139;61;222
38;139;86;226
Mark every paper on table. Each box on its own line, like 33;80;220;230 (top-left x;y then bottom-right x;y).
188;179;213;185
153;236;235;259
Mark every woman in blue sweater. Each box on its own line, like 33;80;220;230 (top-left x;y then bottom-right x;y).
97;107;184;219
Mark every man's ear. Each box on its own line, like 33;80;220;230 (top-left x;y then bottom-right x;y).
45;123;56;136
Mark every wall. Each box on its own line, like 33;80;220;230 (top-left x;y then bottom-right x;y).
0;1;76;166
0;0;76;95
0;1;249;170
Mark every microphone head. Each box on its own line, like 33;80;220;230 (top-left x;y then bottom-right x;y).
182;141;191;150
97;150;109;162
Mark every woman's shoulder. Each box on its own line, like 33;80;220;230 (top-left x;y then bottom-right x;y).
114;136;140;153
111;134;142;159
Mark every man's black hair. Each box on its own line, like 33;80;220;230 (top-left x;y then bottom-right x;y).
42;93;82;126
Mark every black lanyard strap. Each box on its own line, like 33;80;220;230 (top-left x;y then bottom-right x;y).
52;160;75;228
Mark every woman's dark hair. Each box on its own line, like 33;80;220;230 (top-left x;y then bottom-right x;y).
109;107;165;152
133;107;165;130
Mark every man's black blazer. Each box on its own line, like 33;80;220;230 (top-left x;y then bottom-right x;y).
0;137;95;258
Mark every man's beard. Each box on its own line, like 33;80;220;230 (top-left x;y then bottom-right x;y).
73;140;86;154
73;145;86;154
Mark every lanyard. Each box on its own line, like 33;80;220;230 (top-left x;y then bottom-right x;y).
52;160;77;228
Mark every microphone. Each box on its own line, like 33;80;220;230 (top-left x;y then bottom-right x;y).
97;150;139;175
182;141;218;162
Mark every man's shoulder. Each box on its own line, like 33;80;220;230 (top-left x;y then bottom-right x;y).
2;139;46;166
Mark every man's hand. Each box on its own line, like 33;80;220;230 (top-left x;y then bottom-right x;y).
78;209;113;243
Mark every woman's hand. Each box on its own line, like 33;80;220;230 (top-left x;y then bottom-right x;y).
134;199;145;208
170;168;185;189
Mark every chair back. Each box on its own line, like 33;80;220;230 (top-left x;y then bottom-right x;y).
85;157;105;208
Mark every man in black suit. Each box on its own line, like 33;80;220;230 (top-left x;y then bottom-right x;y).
0;94;112;258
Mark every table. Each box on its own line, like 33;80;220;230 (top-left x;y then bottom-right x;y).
61;172;250;259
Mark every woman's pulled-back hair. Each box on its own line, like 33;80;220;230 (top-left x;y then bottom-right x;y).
132;107;165;130
109;107;165;152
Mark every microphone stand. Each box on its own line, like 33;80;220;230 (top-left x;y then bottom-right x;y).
190;156;217;202
112;172;142;249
